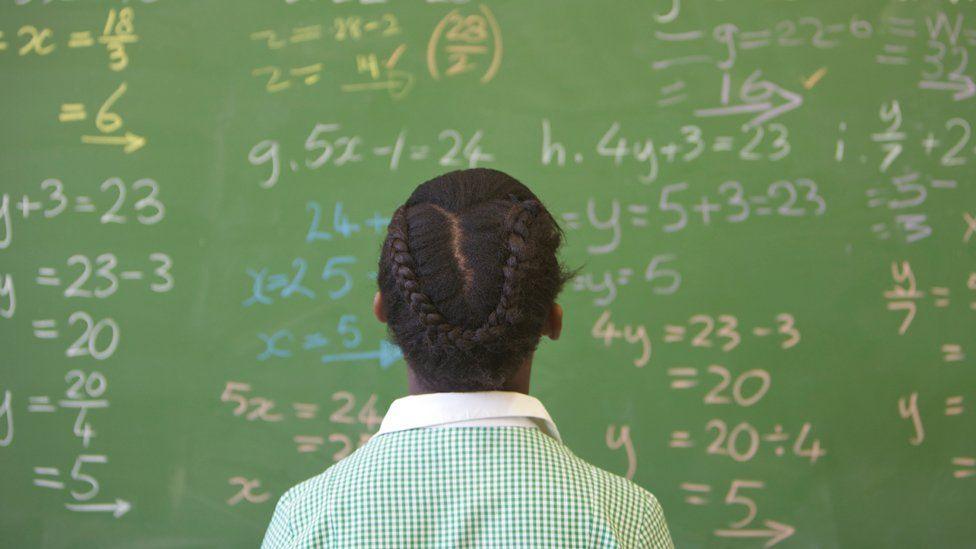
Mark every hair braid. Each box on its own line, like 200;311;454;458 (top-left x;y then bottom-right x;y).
479;198;541;335
388;206;445;326
387;199;542;351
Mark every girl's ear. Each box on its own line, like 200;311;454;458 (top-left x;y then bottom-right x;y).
373;292;388;324
543;302;563;340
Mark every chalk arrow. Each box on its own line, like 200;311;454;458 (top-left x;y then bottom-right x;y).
695;73;803;130
65;498;132;518
714;520;795;547
918;75;976;101
81;132;147;154
322;340;402;369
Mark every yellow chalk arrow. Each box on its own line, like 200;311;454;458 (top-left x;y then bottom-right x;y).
81;132;147;154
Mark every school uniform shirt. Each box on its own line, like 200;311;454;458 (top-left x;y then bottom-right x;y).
261;391;674;548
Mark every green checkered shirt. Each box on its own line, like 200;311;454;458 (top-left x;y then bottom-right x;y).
262;427;673;548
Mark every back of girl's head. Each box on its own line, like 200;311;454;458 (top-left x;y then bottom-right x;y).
378;168;571;391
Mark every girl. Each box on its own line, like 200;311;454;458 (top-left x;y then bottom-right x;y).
263;168;673;548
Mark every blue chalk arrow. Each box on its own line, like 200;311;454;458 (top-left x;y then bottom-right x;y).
321;340;402;369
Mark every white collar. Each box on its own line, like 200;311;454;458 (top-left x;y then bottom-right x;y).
376;391;561;441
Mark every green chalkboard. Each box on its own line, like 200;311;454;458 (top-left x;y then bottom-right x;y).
1;0;974;547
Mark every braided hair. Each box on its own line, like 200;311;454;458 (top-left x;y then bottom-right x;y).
378;169;571;391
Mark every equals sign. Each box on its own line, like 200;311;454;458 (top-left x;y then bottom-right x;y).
28;396;56;413
302;332;330;350
664;325;686;343
865;188;886;208
945;396;964;416
668;367;699;389
930;287;950;308
560;212;581;230
669;430;693;448
293;435;324;453
871;223;892;240
292;403;319;419
749;196;771;214
627;204;649;227
680;482;711;505
67;31;95;48
36;267;60;286
616;268;633;285
73;196;96;213
58;103;87;122
32;467;64;489
409;146;429;160
656;79;687;107
711;136;733;152
942;344;965;363
738;30;771;49
875;44;909;66
32;320;58;339
883;17;916;38
952;457;976;479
